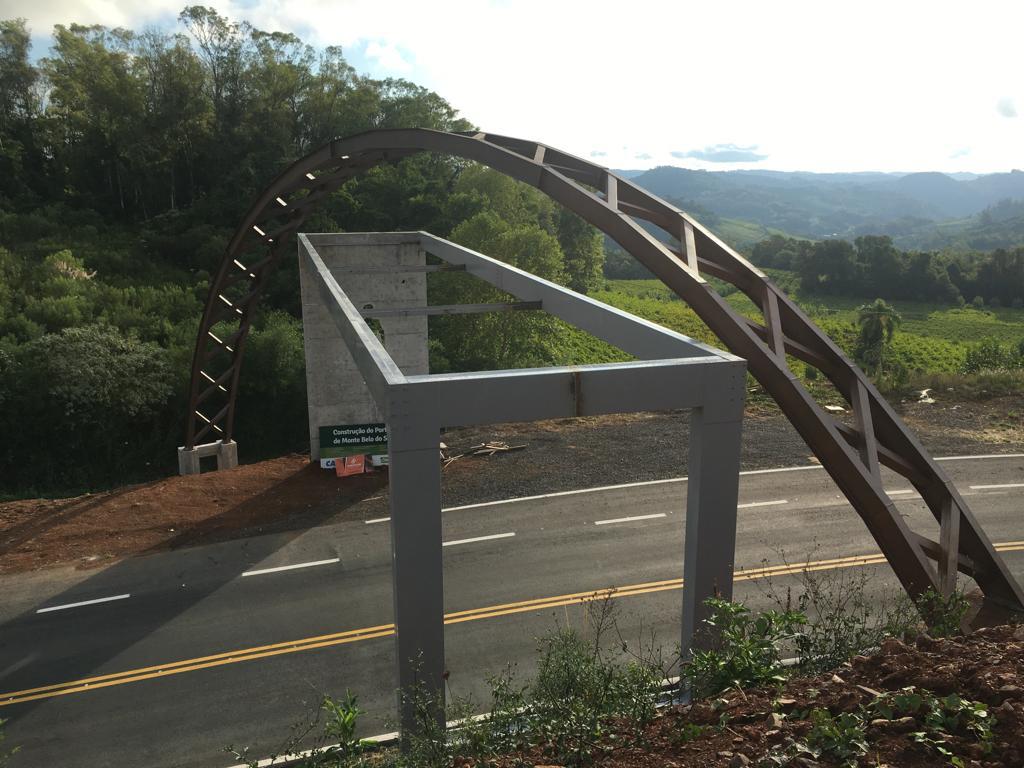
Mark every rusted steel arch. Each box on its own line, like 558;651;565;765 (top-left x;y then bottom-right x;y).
186;128;1024;621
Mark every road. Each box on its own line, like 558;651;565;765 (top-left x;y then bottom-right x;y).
0;453;1022;767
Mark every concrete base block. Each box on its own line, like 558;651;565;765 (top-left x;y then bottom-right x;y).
177;440;238;475
177;447;200;475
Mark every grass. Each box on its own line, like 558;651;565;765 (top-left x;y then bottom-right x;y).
596;272;1024;387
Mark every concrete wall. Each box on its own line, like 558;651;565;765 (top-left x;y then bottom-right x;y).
299;233;428;460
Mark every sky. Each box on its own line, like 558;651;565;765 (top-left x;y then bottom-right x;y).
7;0;1024;174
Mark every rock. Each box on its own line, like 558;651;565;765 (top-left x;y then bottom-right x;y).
768;712;785;727
831;673;846;684
716;751;734;758
729;754;751;767
776;697;797;710
765;729;782;740
880;637;906;655
869;716;917;732
732;735;744;744
915;631;939;650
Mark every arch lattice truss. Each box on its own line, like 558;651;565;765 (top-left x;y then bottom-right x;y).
187;129;1024;620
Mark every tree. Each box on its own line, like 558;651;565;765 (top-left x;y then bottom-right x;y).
555;208;604;294
854;298;901;375
432;211;567;371
0;19;44;204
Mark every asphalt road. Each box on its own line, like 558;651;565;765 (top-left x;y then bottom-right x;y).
1;453;1022;768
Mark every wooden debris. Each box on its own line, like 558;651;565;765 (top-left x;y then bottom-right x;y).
442;441;526;468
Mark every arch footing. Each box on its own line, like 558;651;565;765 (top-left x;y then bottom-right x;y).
178;439;238;475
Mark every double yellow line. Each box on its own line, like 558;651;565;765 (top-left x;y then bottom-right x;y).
3;542;1023;708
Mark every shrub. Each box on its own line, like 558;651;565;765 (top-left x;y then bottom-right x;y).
915;588;969;638
963;337;1020;374
683;598;806;698
526;627;662;765
762;563;917;673
971;295;985;309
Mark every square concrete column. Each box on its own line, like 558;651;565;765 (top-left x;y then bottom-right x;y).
386;384;445;738
299;234;428;461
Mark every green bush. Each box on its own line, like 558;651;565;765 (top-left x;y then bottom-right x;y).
0;324;180;492
683;598;806;698
963;337;1021;374
762;565;917;673
915;588;969;638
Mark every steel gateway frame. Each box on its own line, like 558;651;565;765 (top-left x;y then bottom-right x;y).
298;230;745;733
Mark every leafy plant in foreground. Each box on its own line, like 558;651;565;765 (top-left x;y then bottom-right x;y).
683;598;806;698
871;687;994;765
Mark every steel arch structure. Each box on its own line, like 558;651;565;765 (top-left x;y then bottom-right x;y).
185;128;1024;620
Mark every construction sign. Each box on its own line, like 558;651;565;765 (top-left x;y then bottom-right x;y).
319;423;389;458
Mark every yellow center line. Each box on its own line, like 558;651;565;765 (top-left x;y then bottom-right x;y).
2;542;1021;708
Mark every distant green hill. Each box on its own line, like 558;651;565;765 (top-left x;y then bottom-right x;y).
880;199;1024;251
618;166;1024;247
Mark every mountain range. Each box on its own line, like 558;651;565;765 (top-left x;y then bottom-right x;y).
615;166;1024;250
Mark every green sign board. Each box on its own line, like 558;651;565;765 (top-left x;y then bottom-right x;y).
319;423;389;458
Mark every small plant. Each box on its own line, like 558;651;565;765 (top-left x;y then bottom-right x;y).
871;687;994;765
915;588;969;637
683;598;806;698
805;709;868;767
321;691;370;758
670;721;707;746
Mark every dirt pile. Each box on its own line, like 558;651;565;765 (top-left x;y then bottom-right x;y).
0;455;386;574
565;624;1024;767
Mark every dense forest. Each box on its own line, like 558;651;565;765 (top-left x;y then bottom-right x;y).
0;9;602;495
751;234;1024;308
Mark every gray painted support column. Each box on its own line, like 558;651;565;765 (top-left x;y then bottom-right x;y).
681;400;744;661
387;383;445;738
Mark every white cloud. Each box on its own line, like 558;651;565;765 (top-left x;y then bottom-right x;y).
997;98;1018;118
363;40;412;73
8;0;1024;172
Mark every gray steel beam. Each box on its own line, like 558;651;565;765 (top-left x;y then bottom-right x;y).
363;301;541;319
405;358;744;428
682;379;745;662
295;231;747;742
419;232;718;361
333;264;466;275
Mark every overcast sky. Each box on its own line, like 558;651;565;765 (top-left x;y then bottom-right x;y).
8;0;1024;174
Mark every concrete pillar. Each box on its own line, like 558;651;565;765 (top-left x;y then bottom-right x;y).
386;383;445;739
298;234;429;460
